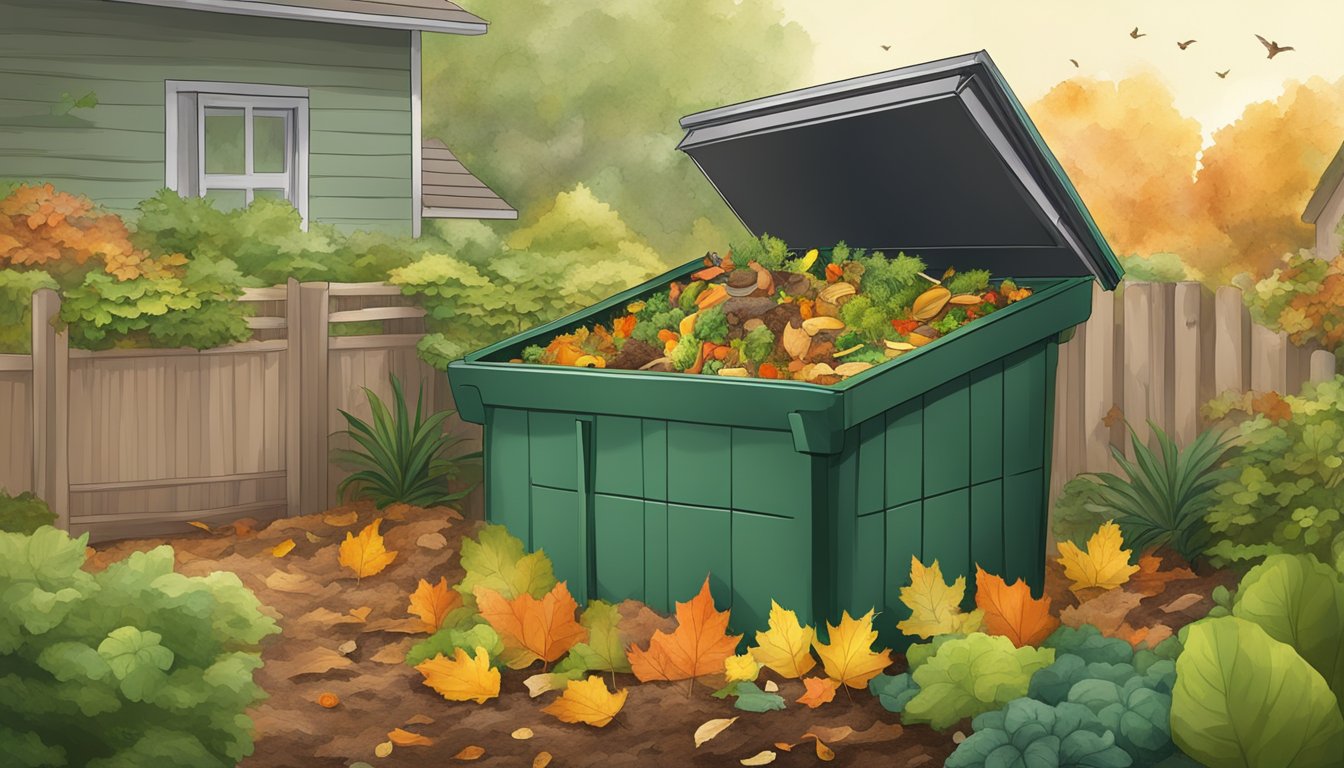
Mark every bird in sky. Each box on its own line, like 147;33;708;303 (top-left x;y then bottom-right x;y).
880;45;891;51
1069;58;1079;68
1130;27;1146;39
1176;40;1197;50
1256;34;1295;58
1216;69;1231;79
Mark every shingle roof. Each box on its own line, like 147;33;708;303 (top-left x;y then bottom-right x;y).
421;139;517;220
1304;139;1344;224
107;0;488;34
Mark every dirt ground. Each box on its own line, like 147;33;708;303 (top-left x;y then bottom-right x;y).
86;506;1238;768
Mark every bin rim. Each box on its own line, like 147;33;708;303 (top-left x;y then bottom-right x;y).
677;50;1124;290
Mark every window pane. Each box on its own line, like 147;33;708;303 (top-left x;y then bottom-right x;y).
203;109;245;174
253;112;288;173
203;188;246;211
252;188;287;202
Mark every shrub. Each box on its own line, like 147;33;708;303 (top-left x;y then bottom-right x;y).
0;490;56;534
1052;477;1111;548
1205;377;1344;566
0;184;160;283
0;526;278;767
1240;250;1344;356
1064;421;1236;564
1118;252;1190;283
333;373;480;508
945;698;1134;768
0;269;57;353
899;633;1054;730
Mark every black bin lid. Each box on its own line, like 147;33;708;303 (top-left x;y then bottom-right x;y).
677;51;1123;288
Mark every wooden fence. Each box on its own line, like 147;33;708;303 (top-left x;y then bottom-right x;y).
0;282;480;542
1048;281;1338;507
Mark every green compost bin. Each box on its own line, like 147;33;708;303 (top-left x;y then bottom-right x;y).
448;51;1122;649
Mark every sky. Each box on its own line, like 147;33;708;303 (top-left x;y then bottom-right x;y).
778;0;1344;144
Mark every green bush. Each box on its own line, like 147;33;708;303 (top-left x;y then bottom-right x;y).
900;632;1055;730
1119;252;1190;283
1206;377;1344;566
0;270;58;353
1052;477;1111;548
945;698;1133;768
0;490;56;534
0;526;278;767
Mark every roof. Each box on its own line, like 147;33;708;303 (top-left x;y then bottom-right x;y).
106;0;488;34
421;139;517;220
1304;138;1344;223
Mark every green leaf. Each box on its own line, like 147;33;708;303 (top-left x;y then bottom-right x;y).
0;725;65;768
567;600;631;674
97;626;174;701
1171;616;1344;768
731;681;786;713
869;672;919;713
946;698;1132;768
1027;653;1138;706
456;524;556;603
906;633;964;671
405;622;503;667
1231;553;1344;702
904;633;1055;730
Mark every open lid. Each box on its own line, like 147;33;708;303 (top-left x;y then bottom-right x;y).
677;51;1123;288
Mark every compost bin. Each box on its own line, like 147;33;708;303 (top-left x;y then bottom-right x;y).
448;51;1122;647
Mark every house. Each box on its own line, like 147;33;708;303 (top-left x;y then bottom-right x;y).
0;0;515;237
1303;138;1344;259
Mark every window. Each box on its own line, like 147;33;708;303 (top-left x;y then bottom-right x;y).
165;81;309;222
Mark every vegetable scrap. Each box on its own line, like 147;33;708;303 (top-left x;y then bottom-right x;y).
511;236;1032;384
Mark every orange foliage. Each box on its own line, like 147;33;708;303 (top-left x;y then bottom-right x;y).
974;567;1060;648
627;577;741;683
476;581;588;667
406;576;462;633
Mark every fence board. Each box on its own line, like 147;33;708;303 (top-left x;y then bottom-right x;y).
1172;282;1203;445
1214;286;1249;395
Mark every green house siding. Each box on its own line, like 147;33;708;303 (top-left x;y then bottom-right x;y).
0;0;413;233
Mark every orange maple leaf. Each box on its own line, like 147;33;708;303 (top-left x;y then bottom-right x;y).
797;677;840;709
1126;554;1195;597
476;581;588;668
974;567;1060;648
627;577;742;683
407;577;462;633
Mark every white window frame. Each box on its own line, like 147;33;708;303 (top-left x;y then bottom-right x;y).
165;80;310;225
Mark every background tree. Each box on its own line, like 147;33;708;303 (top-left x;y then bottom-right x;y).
422;0;814;263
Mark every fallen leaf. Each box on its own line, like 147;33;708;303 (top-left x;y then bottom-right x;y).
349;606;372;622
541;675;628;727
226;517;258;537
417;532;449;550
324;510;359;527
725;654;761;683
457;524;556;602
533;753;552;768
628;578;742;682
741;750;777;766
797;677;840;708
387;728;433;747
296;607;364;628
896;556;984;639
271;539;296;557
408;577;463;633
187;521;213;533
264;570;322;595
406;714;434;725
304;531;326;544
1102;405;1124;428
271;647;353;679
763;680;779;693
360;617;426;634
847;722;903;744
511;727;534;740
371;643;412;664
813;609;892;688
749;600;817;679
454;745;485;760
337;640;357;655
1133;623;1173;648
567;600;632;675
974;567;1060;647
1128;555;1196;597
1060;589;1143;635
415;647;501;704
339;519;398;580
774;742;795;752
477;581;587;668
1057;522;1141;591
810;737;835;762
694;717;738;748
732;682;786;712
1161;593;1205;614
807;725;855;744
374;741;393;758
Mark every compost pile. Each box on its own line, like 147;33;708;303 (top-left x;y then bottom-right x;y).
515;237;1032;384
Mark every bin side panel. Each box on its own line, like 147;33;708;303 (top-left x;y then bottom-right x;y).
923;377;972;497
1003;467;1046;595
852;511;886;633
884;500;923;643
643;501;669;612
731;510;813;638
530;485;583;590
856;415;886;516
731;427;812;518
667;503;732;608
594;494;645;603
595;416;644;498
884;397;924;508
486;408;532;547
970;479;1005;576
641;420;668;501
667;423;732;508
922;488;971;607
969;362;1005;484
529;411;579;490
1003;345;1048;476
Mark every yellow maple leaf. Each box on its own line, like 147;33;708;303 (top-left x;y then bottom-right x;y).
406;576;463;633
337;518;397;580
724;654;761;683
1056;521;1142;591
541;675;627;727
895;556;984;639
415;646;500;704
812;609;892;689
749;600;817;679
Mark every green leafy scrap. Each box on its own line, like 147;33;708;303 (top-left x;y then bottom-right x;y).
731;682;787;713
455;524;557;606
405;622;503;667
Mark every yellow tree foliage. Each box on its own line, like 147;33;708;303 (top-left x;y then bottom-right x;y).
1193;76;1344;280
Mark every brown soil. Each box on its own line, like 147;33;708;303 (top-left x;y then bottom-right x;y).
86;510;1238;768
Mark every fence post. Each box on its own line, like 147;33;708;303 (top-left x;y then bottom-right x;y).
1172;282;1203;444
1250;324;1288;393
285;278;301;517
1122;282;1153;451
1308;349;1338;383
1213;286;1249;395
30;289;69;530
296;282;330;516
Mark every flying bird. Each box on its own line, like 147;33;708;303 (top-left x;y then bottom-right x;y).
1256;34;1294;58
1216;69;1230;79
1069;58;1079;68
1177;40;1197;50
881;45;891;51
1130;27;1146;39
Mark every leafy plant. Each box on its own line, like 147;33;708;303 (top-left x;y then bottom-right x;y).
945;698;1134;768
1067;422;1237;563
1052;476;1111;548
1171;616;1344;768
1206;377;1344;566
333;374;480;509
0;526;278;767
901;632;1055;730
405;623;503;667
0;269;57;353
0;489;56;534
1241;249;1344;355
